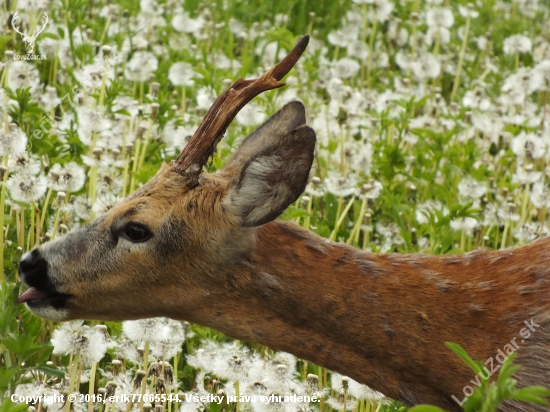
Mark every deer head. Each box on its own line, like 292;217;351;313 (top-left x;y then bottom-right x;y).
17;36;314;322
12;11;49;54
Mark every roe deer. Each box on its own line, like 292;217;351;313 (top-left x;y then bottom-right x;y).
17;36;550;411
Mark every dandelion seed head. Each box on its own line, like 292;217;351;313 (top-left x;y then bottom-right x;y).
168;62;197;87
333;58;360;79
426;27;450;46
458;4;479;18
327;29;355;48
458;177;488;201
326;395;358;411
124;51;158;82
186;340;220;371
346;40;369;59
450;217;477;234
0;124;27;157
236;103;267;126
8;152;41;176
7;173;47;203
426;7;454;28
511;131;546;160
357;180;383;200
7;61;40;91
51;321;109;365
369;0;394;22
49;162;85;193
411;53;441;80
38;85;62;112
325;172;360;197
150;320;186;360
122;317;164;344
172;12;206;34
196;87;217;110
503;34;532;54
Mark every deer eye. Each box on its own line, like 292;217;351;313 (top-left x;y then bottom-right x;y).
121;223;152;243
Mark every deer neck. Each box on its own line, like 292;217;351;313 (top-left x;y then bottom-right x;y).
182;220;550;410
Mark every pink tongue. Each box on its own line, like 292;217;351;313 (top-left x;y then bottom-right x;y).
17;288;47;304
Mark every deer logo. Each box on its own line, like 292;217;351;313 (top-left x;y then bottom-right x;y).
11;11;49;55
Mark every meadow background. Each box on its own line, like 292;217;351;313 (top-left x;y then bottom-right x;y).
1;0;550;411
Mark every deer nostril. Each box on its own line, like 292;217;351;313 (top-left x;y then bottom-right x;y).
19;249;49;288
20;249;40;272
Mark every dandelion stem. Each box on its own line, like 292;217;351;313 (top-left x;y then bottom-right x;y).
343;389;347;412
139;341;150;412
542;89;549;131
122;154;131;198
450;15;471;102
88;362;97;412
17;207;24;249
366;19;378;88
99;62;108;108
130;136;142;193
520;184;530;224
501;220;509;249
303;196;313;230
28;202;35;250
99;15;112;45
50;196;65;241
137;119;154;171
39;188;53;235
52;54;59;87
330;196;355;241
235;380;240;412
0;156;9;280
65;354;79;412
181;86;186;116
347;198;367;245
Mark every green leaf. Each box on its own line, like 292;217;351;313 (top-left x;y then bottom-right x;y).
408;406;447;412
1;335;46;361
445;342;483;375
511;387;550;406
0;398;28;412
32;365;66;379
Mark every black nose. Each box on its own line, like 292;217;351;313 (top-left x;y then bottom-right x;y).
19;249;50;289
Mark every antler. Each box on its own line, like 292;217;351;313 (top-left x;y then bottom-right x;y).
171;35;310;183
11;11;26;37
32;13;49;38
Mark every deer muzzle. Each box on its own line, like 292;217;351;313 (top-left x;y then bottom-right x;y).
18;249;71;320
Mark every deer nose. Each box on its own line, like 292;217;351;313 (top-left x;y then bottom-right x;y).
19;249;49;287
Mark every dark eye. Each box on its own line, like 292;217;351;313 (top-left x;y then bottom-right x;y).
122;223;152;243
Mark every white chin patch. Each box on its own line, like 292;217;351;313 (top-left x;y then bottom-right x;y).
27;305;70;322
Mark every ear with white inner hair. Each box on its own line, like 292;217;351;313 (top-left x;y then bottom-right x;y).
223;101;316;227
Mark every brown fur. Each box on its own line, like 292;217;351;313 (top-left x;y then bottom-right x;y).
19;102;550;411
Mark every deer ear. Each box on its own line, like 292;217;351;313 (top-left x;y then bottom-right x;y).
223;101;316;227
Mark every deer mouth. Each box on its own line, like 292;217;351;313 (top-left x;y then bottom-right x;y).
17;285;72;321
17;287;70;308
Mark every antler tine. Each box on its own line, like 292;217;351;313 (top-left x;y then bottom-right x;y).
33;13;49;37
11;11;25;36
171;34;310;182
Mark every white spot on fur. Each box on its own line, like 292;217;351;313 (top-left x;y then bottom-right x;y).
27;305;69;322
